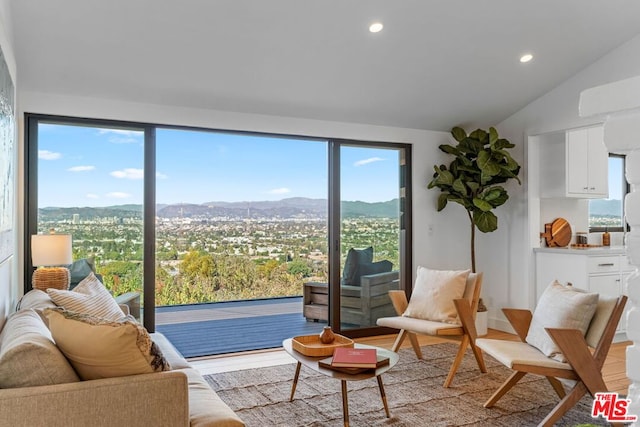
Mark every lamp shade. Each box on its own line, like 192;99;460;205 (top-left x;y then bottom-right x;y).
31;234;73;266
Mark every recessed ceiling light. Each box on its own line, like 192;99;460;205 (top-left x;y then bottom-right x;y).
369;22;383;33
520;53;533;63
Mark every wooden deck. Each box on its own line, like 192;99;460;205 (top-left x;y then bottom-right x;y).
156;297;302;325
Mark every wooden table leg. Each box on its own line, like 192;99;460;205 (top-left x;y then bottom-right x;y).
341;380;349;427
377;375;390;418
289;362;301;401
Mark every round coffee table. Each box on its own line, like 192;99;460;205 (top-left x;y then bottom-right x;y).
282;338;398;427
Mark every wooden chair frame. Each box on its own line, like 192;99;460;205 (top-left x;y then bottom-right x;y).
386;272;487;387
482;295;627;427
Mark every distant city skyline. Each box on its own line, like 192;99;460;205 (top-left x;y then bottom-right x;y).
38;124;401;207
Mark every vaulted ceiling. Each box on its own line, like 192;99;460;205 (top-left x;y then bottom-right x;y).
9;0;640;131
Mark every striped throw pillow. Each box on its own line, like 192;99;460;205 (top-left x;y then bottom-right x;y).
47;273;124;321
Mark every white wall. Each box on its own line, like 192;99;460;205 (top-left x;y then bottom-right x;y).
0;0;17;325
495;34;640;328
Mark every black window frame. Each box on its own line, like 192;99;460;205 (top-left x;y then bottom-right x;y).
588;153;629;233
24;113;412;337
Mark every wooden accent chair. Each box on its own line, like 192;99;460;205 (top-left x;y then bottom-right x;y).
377;272;486;387
476;294;627;427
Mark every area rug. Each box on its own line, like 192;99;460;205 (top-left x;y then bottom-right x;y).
204;343;607;426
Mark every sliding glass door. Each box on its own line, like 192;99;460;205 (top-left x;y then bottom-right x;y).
26;114;411;343
337;144;406;331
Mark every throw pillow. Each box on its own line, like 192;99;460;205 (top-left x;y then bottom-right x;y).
342;247;374;285
403;267;470;324
68;258;97;289
525;280;599;362
45;308;171;380
0;309;80;388
47;272;124;321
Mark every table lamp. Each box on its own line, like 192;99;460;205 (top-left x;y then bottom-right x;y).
31;232;73;291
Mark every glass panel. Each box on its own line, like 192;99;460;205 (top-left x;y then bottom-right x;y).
589;155;627;230
155;129;328;319
339;145;402;330
36;123;144;312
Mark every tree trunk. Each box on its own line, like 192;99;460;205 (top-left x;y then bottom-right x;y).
467;210;476;273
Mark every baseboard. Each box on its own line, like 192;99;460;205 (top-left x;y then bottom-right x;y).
488;317;515;335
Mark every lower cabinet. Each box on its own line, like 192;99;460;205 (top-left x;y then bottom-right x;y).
535;251;632;337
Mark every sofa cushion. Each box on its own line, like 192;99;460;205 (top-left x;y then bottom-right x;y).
47;272;124;321
16;289;57;325
0;309;80;388
526;281;599;362
45;308;171;380
179;367;246;427
150;332;191;370
403;267;470;324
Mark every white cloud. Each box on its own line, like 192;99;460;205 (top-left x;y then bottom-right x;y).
354;157;385;167
111;168;144;180
86;193;99;199
106;192;132;199
39;150;62;160
67;165;95;172
267;187;291;195
156;171;168;179
97;128;143;144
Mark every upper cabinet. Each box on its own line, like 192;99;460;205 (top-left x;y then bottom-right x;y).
540;125;608;198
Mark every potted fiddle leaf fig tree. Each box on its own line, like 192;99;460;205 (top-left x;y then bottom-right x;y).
428;126;521;273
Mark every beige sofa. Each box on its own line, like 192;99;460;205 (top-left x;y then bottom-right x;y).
0;290;244;427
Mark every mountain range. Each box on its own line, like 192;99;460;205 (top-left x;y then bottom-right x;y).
589;199;623;217
39;198;400;220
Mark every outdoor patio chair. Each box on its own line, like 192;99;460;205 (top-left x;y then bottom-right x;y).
377;269;486;387
476;282;627;427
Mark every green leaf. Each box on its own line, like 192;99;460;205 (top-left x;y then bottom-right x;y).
437;193;448;211
483;187;509;207
466;181;480;193
435;169;454;186
489;127;499;145
473;198;493;212
477;151;501;176
469;129;488;143
451;127;467;142
452;178;467;194
474;211;498;233
439;144;461;156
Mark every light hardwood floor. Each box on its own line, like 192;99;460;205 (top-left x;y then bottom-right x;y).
190;329;631;395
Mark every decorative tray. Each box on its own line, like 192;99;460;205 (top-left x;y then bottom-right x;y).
292;334;354;357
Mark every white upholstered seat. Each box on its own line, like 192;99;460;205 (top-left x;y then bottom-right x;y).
377;271;486;387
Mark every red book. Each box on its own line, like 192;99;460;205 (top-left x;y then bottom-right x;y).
331;347;377;369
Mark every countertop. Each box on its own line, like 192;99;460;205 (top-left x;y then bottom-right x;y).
534;246;626;255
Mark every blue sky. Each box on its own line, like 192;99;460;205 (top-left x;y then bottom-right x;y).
38;124;400;207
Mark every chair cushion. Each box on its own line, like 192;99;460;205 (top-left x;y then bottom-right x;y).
342;247;373;285
377;315;462;335
47;272;125;321
356;260;393;284
0;309;80;388
525;281;598;362
403;267;470;324
585;295;619;348
476;338;572;371
45;308;171;380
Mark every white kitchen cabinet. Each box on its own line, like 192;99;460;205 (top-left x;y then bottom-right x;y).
539;125;608;198
535;249;632;337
